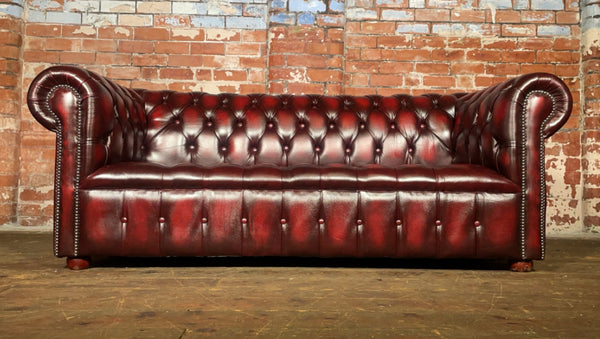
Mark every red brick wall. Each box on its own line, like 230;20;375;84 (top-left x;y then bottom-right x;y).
0;14;22;225
582;2;600;233
4;0;592;234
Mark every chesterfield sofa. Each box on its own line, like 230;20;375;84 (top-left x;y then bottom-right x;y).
27;66;572;271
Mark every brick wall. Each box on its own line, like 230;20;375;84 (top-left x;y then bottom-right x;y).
268;0;345;94
0;1;23;225
582;0;600;233
1;0;593;234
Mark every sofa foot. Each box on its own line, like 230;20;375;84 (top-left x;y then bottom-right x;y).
67;256;91;270
510;260;533;272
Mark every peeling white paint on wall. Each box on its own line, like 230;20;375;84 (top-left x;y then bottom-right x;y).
208;0;240;15
72;26;96;36
480;2;497;24
290;69;308;82
206;28;238;41
114;27;131;37
583;28;600;56
172;29;201;40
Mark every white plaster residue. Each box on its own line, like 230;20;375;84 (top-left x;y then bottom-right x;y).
87;14;116;27
206;28;238;41
209;55;239;68
172;29;200;40
430;0;458;6
546;198;581;232
290;69;308;82
197;83;217;92
583;28;600;56
0;117;19;131
546;157;579;200
72;26;96;36
480;2;497;24
208;0;239;15
30;0;62;10
504;25;532;35
188;83;240;94
434;24;486;37
110;4;135;13
114;27;131;37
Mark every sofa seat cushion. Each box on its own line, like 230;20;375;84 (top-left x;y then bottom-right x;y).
82;163;519;193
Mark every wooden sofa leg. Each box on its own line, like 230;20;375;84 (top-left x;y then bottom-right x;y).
510;260;533;272
67;256;91;270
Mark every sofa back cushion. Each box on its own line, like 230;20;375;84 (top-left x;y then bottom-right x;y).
136;91;458;168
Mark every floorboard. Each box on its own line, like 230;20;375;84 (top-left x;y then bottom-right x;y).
1;232;599;338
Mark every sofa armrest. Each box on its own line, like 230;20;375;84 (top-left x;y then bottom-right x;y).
454;73;572;181
453;73;572;259
27;65;146;256
27;66;147;172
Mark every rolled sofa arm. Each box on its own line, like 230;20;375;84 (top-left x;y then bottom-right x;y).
27;65;146;257
453;73;572;260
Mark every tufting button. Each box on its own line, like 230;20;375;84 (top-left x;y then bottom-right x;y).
373;101;379;107
252;98;258;104
345;148;352;154
329;123;335;129
159;217;165;223
408;147;414;154
267;122;274;129
193;97;199;104
396;220;402;225
375;147;382;154
280;218;287;224
318;218;325;224
140;145;146;150
121;217;128;223
283;145;289;151
435;220;442;226
201;217;208;223
357;219;363;225
314;146;321;153
237;121;244;127
359;123;365;129
188;144;196;150
474;221;481;227
420;123;426;129
241;218;248;224
174;119;181;125
390;123;396;129
299;122;306;129
206;121;213;127
220;146;228;152
251;146;258;153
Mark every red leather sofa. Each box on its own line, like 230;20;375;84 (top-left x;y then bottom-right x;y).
27;66;572;270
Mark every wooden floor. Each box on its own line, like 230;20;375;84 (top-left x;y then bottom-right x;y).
1;232;600;338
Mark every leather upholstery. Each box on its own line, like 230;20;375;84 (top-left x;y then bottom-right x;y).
137;91;456;168
27;66;572;262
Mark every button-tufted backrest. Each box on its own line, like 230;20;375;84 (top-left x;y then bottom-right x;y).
134;90;458;168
